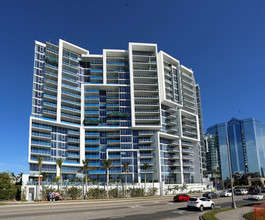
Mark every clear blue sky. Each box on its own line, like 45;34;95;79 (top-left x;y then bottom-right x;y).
1;0;265;174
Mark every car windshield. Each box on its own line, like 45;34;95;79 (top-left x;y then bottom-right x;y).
189;198;198;201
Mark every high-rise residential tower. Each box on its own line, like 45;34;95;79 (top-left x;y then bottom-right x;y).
29;40;203;184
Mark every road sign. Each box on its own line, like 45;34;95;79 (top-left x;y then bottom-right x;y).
217;183;221;190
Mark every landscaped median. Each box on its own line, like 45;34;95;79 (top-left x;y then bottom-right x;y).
201;202;264;220
201;207;233;220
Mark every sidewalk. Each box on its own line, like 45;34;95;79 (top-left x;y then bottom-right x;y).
215;206;253;220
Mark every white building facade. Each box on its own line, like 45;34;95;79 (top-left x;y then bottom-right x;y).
29;40;203;185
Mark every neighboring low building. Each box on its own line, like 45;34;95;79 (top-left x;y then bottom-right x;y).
205;117;265;187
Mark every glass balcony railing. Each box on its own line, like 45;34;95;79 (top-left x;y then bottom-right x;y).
62;76;78;83
44;86;57;92
85;132;99;136
45;63;58;70
63;53;78;61
46;47;58;54
45;79;57;85
44;94;57;100
31;133;51;138
61;98;80;105
62;61;78;68
84;90;99;93
31;149;51;155
61;106;80;112
62;83;81;91
85;140;100;143
62;91;81;98
61;113;80;120
68;130;80;135
31;141;51;146
62;68;78;77
85;104;99;107
32;124;51;130
68;138;80;142
43;102;57;107
85;155;100;159
45;70;58;77
85;148;99;151
67;145;79;150
43;109;56;115
85;97;99;100
67;153;80;158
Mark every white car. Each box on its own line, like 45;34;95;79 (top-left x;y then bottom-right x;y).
248;194;264;200
235;189;248;195
187;197;215;211
220;190;232;197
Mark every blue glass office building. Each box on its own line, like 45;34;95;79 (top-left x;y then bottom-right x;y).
28;40;204;184
206;118;265;180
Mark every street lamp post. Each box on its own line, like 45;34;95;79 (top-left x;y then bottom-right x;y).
208;134;237;209
226;135;237;209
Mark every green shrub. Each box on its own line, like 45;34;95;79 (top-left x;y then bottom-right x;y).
67;187;82;200
87;188;106;199
127;187;145;197
147;187;158;196
0;172;18;201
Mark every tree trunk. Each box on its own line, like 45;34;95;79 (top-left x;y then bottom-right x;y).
85;171;88;199
60;172;62;194
38;169;41;200
125;173;127;197
106;169;109;198
144;172;147;195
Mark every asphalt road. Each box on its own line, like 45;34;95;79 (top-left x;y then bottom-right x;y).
0;195;261;220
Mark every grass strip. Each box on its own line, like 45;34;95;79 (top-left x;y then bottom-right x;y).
202;208;233;220
243;211;254;220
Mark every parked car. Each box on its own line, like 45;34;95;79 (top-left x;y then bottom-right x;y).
187;197;215;211
235;189;248;195
248;193;264;201
47;192;61;201
220;190;232;197
203;192;219;199
173;194;190;202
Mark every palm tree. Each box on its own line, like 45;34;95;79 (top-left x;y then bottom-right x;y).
173;185;179;194
141;163;150;194
37;156;43;200
41;172;48;183
212;168;220;189
82;158;95;198
123;162;130;196
56;158;63;193
181;183;187;193
103;159;113;198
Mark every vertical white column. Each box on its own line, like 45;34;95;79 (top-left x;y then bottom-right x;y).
28;117;33;163
57;40;63;122
155;132;162;182
80;84;85;164
128;44;135;127
103;50;107;84
179;139;184;184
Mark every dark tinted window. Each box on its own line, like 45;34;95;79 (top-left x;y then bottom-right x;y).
189;198;198;201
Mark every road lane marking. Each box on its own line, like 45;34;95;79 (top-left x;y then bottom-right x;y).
128;205;141;208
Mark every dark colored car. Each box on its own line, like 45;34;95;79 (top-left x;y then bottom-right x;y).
173;194;190;202
203;192;219;199
47;192;61;201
